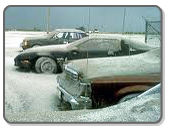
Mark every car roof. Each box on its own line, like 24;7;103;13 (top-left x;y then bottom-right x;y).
52;29;86;33
68;34;159;51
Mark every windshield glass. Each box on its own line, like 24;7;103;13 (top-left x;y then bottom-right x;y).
67;36;89;49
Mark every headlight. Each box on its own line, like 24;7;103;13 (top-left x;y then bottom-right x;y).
24;40;28;45
65;65;79;81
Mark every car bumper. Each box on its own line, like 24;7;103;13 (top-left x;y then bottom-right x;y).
14;59;32;68
56;77;92;110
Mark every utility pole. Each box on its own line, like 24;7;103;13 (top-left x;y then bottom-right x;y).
88;8;91;32
142;16;148;43
86;7;90;79
46;7;50;34
122;7;126;34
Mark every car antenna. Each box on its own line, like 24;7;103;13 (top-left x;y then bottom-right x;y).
84;8;90;109
46;7;50;34
86;50;89;79
86;7;90;79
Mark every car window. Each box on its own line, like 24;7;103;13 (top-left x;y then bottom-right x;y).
57;33;64;38
77;33;83;39
64;32;69;39
78;39;121;52
52;32;64;39
68;32;86;40
70;33;78;40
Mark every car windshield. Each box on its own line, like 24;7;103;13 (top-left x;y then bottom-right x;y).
67;36;89;49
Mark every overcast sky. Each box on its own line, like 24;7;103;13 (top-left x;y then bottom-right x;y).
5;6;161;32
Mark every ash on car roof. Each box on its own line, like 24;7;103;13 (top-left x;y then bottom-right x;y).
53;29;85;33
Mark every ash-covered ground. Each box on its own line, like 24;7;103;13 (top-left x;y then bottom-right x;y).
4;31;161;123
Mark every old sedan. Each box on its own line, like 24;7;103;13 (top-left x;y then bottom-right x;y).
20;29;88;50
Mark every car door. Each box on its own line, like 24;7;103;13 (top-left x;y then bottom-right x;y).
68;38;122;60
67;40;89;60
67;39;108;60
106;39;122;56
80;39;108;58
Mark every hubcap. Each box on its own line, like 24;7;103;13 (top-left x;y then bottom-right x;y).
41;61;53;73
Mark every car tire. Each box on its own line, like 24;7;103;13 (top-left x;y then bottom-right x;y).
35;57;57;73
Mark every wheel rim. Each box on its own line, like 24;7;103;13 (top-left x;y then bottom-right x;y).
41;61;54;73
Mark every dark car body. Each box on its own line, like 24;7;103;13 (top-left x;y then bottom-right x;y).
20;29;88;50
56;48;161;109
14;34;157;73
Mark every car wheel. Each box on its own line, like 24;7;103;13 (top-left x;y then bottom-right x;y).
35;57;57;73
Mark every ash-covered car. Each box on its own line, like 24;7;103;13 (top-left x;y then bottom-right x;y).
56;48;161;110
20;29;88;50
14;34;156;74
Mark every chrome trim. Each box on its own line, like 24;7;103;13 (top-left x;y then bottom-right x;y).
79;82;91;86
57;78;92;109
57;84;79;109
79;82;92;97
65;65;79;80
59;85;78;104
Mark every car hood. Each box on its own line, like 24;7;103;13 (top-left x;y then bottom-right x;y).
23;44;68;53
66;48;161;80
24;35;50;41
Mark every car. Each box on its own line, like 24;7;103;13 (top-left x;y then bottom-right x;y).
14;34;156;74
20;29;88;50
56;48;161;110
